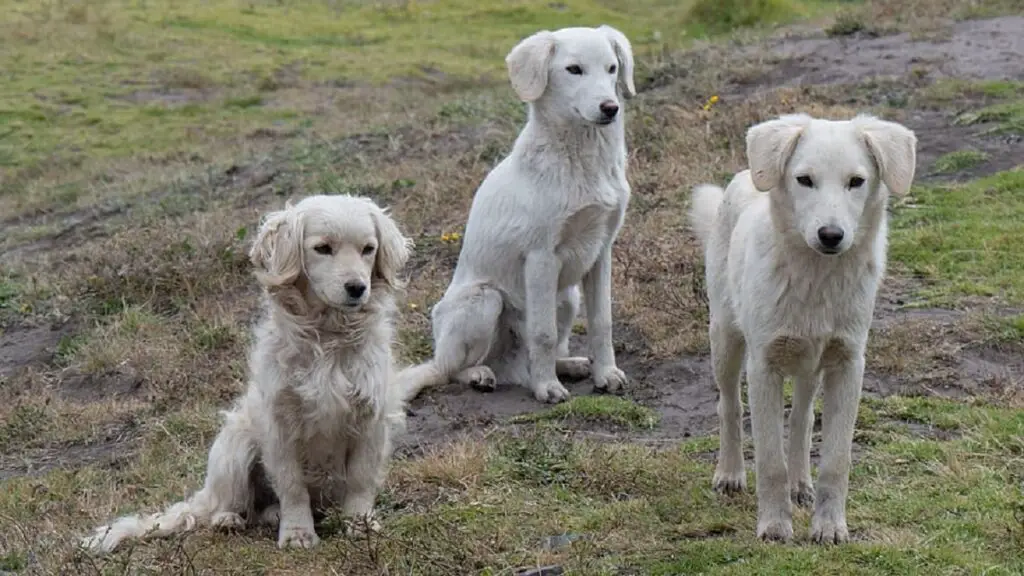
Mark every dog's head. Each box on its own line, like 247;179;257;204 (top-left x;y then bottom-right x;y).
505;25;635;126
747;113;917;256
249;195;412;315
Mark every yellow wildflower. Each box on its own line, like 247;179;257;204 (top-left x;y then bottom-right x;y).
703;94;720;112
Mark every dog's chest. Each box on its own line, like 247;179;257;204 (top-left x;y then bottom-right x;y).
289;352;381;442
554;202;618;288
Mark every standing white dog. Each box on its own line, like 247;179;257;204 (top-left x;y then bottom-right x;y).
689;114;916;543
403;25;636;404
82;195;428;553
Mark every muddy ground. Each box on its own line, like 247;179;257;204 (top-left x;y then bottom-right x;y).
1;16;1022;476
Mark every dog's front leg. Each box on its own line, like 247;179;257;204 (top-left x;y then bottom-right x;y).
340;420;387;537
812;349;865;544
747;352;792;541
262;425;318;549
788;372;820;508
582;244;627;393
524;251;570;403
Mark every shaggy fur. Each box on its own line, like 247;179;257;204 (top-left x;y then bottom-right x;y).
81;195;428;553
689;114;917;543
401;25;636;404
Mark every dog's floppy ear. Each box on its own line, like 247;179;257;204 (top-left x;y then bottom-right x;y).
852;115;918;196
598;25;636;98
746;114;812;192
367;201;412;291
249;203;304;289
506;30;556;102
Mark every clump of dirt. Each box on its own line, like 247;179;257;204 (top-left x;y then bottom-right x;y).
0;436;134;481
58;367;146;404
0;321;75;379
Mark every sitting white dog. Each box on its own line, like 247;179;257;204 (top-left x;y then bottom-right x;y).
82;195;427;553
403;25;636;404
689;114;917;543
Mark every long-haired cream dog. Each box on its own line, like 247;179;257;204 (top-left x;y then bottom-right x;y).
689;114;916;543
82;195;428;552
402;25;636;404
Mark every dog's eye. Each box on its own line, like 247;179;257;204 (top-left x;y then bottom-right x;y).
361;244;376;256
609;64;617;74
566;65;583;75
796;175;814;188
313;244;333;255
848;176;865;188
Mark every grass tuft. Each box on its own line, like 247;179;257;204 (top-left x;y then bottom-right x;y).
514;395;661;430
931;149;989;174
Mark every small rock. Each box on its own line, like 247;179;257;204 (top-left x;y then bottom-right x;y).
540;532;583;550
516;566;564;576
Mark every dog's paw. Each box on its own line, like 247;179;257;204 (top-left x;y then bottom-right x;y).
258;505;281;526
211;512;245;531
756;511;793;542
791;481;815;508
344;515;382;538
811;507;849;544
277;523;319;549
533;379;571;403
556;356;591;381
593;365;627;394
712;467;747;495
461;366;497;393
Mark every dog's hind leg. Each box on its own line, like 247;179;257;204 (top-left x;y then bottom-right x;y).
433;283;503;392
555;285;591;381
712;323;747;495
788;372;819;508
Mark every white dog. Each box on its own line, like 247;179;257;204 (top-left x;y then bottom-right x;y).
689;114;916;543
402;25;636;404
82;195;428;553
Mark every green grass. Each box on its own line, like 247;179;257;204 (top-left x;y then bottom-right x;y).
921;79;1024;103
890;170;1024;305
956;100;1024;135
931;149;988;174
513;395;661;430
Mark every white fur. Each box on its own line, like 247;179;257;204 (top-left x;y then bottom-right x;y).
689;114;916;543
81;195;428;553
401;26;635;404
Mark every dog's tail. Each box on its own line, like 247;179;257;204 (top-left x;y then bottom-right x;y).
688;184;725;247
81;410;256;554
393;361;446;404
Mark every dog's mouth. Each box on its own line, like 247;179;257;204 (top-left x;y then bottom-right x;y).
815;246;843;256
573;107;615;126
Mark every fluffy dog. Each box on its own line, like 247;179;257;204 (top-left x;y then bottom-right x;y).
689;114;917;543
82;195;427;553
402;25;636;404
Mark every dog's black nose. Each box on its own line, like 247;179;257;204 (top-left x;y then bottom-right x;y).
345;281;367;299
817;226;845;249
599;100;619;119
